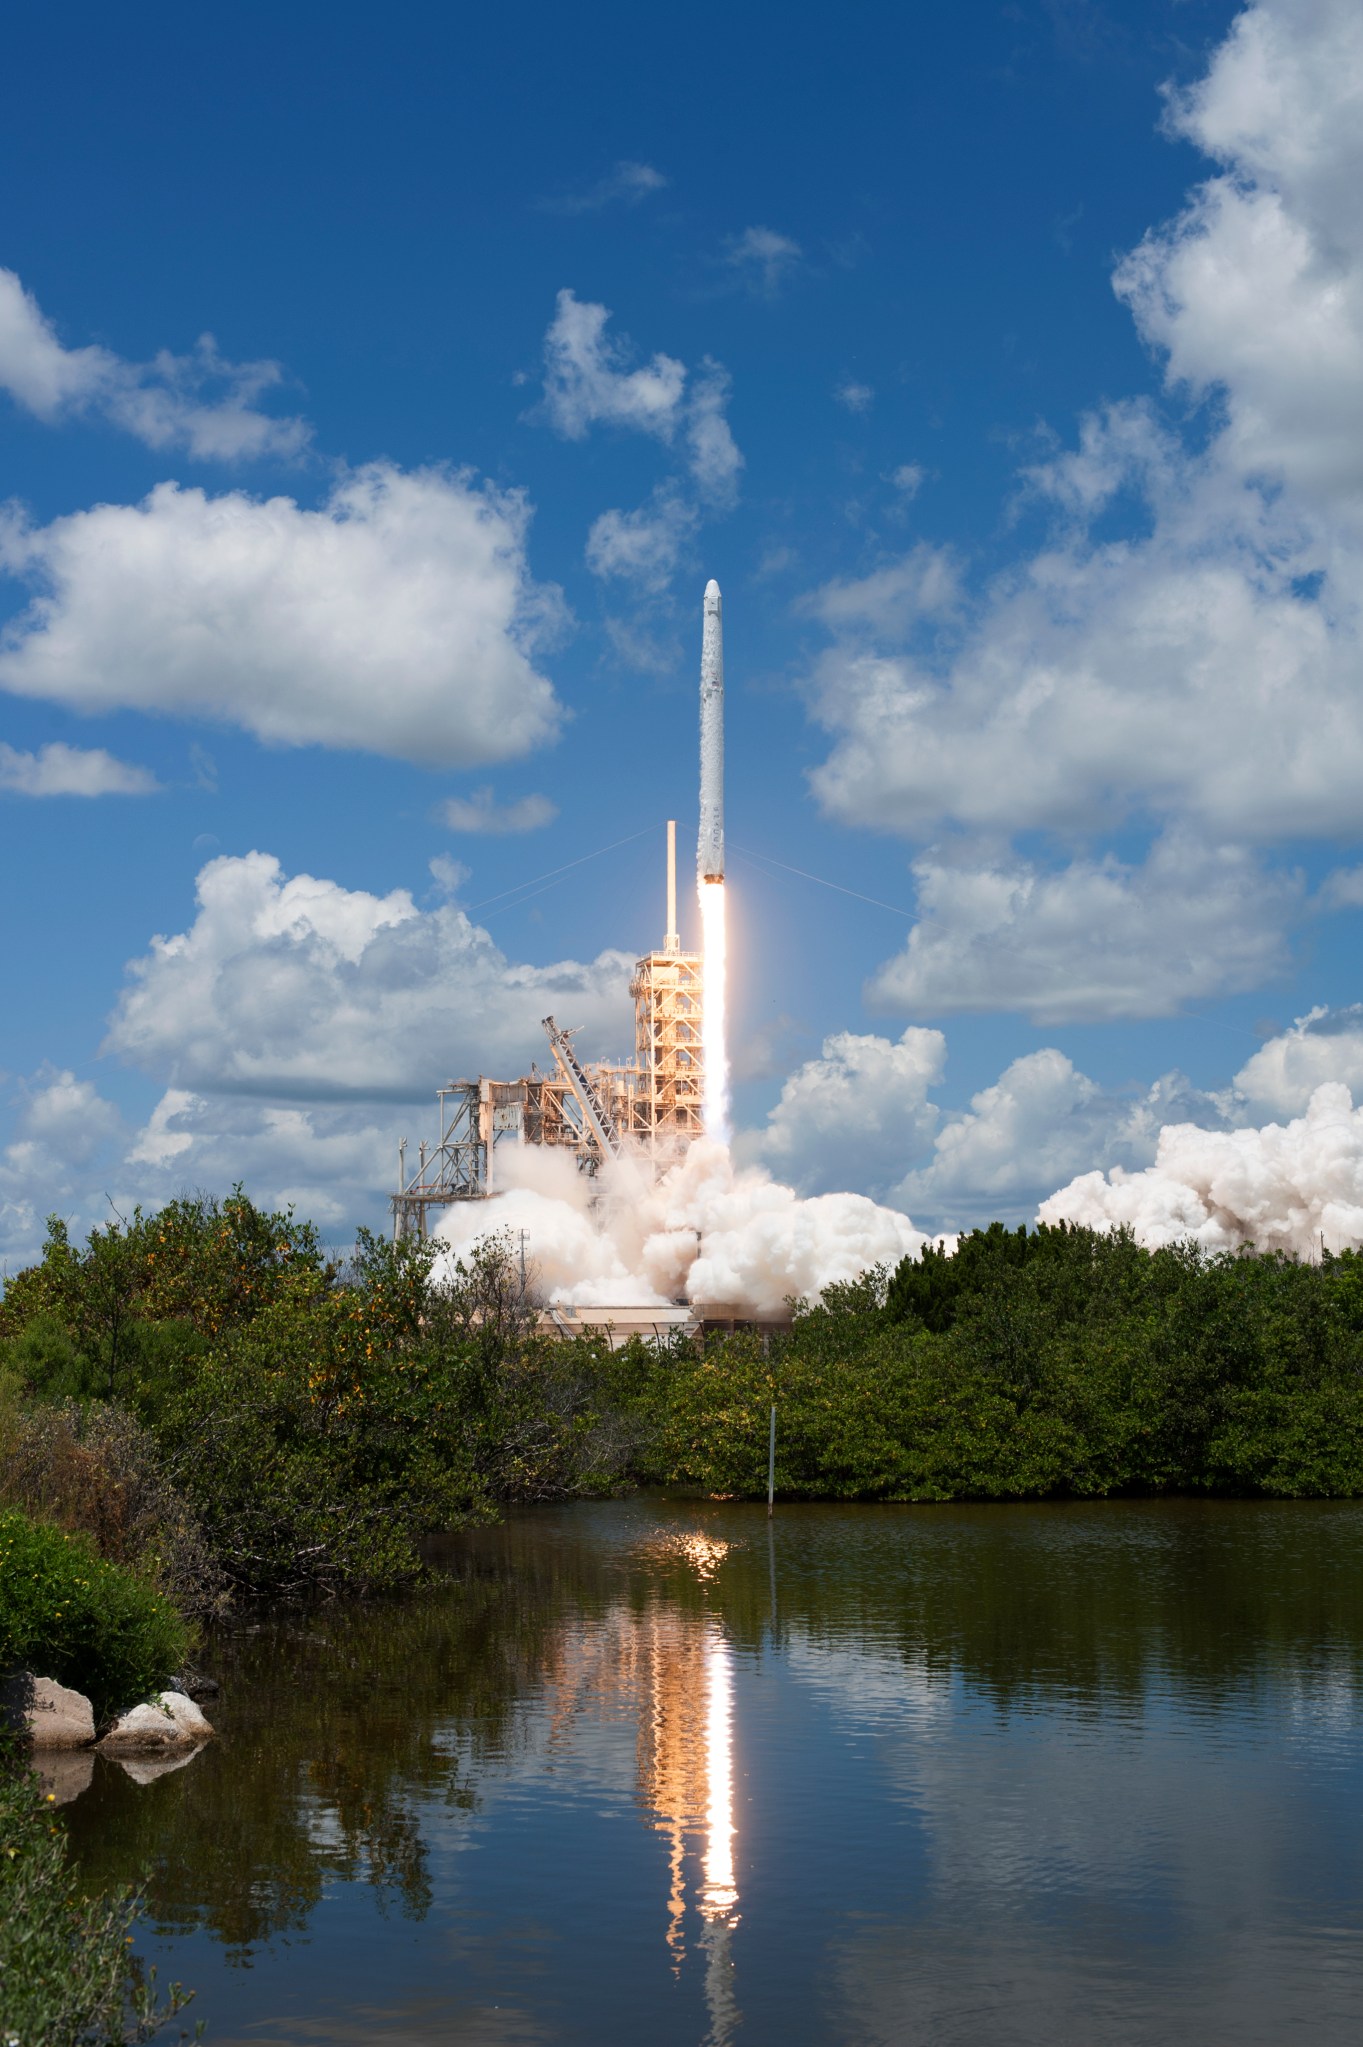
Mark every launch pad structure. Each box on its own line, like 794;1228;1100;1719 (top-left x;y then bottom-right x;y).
391;821;703;1241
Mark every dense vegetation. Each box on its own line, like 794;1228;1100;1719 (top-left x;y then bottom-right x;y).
5;1199;1363;1632
0;1513;188;1721
0;1752;197;2045
641;1221;1363;1500
0;1192;636;1603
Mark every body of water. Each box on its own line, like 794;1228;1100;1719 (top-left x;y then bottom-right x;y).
64;1498;1363;2044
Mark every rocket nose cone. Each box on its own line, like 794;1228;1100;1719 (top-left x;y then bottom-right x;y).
704;578;721;606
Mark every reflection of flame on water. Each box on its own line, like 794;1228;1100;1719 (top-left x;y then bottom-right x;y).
638;1529;734;1581
701;1628;737;1921
631;1585;740;2042
545;1531;744;2040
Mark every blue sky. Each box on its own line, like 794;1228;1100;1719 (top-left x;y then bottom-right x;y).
3;0;1363;1264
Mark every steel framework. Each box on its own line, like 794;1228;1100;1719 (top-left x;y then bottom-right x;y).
390;822;705;1240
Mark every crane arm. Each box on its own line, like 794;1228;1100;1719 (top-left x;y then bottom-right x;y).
542;1015;622;1160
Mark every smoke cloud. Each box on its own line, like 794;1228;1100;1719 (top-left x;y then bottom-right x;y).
1039;1083;1363;1258
433;1138;929;1315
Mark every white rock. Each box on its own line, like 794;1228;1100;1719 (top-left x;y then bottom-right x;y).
156;1689;214;1740
98;1691;214;1756
0;1672;96;1749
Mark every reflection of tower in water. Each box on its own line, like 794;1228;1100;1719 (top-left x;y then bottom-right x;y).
631;1584;741;2045
538;1536;743;2043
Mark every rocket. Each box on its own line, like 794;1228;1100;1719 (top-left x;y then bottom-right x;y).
698;578;724;883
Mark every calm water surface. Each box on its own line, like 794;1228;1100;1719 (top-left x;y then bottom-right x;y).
64;1498;1363;2044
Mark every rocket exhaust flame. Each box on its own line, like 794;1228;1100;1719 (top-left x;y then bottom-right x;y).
700;878;730;1146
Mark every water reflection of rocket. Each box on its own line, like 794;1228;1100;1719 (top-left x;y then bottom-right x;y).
698;579;724;885
634;1607;740;2047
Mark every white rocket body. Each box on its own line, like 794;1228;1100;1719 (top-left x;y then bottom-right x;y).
698;578;724;883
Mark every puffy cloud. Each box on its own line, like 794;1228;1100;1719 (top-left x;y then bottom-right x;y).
103;850;635;1101
0;740;158;796
1234;1005;1363;1116
870;836;1300;1025
541;290;688;443
805;1;1363;859
743;1025;945;1201
1;1069;128;1268
539;161;667;214
744;1024;1230;1232
586;489;697;591
722;226;803;297
798;545;961;639
541;292;742;589
806;460;1357;843
1115;0;1363;508
437;787;558;834
0;267;308;460
895;1053;1228;1227
0;1068;406;1269
683;363;742;507
835;380;874;413
122;1090;399;1230
0;465;564;767
1041;1081;1363;1256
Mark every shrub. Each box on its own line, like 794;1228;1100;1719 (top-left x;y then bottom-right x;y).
0;1510;188;1721
0;1754;197;2046
0;1402;226;1623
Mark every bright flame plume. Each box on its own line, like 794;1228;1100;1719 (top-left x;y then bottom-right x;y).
699;879;730;1145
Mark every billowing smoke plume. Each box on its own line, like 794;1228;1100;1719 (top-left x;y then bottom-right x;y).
433;1138;929;1315
1040;1083;1363;1257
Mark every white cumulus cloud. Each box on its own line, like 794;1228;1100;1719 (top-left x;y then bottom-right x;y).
744;1025;945;1202
799;546;961;639
1234;1006;1363;1116
0;267;309;461
541;290;689;444
0;464;565;767
870;836;1300;1025
437;787;558;834
540;290;742;591
1115;0;1363;509
586;489;698;591
103;850;636;1101
0;740;158;796
801;0;1363;1045
895;1054;1229;1227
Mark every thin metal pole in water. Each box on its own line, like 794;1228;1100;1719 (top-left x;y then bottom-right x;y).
767;1405;776;1517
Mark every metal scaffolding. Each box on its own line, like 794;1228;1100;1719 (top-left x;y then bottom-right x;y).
391;821;705;1240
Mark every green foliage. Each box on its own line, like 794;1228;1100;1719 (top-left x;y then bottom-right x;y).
0;1510;189;1720
625;1226;1363;1502
8;1193;1363;1584
0;1401;226;1623
0;1754;198;2046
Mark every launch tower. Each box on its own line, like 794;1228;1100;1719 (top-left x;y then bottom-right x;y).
390;822;703;1237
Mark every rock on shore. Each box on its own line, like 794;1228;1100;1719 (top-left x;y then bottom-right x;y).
0;1673;96;1749
97;1690;215;1755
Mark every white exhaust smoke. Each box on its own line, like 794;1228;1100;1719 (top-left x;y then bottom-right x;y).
433;1137;930;1315
1039;1081;1363;1257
